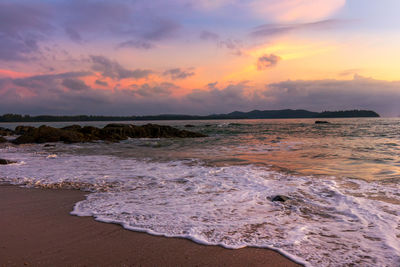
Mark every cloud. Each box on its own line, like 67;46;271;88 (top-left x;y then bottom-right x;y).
95;79;108;87
163;68;195;80
117;40;155;50
65;27;82;42
133;83;174;97
265;75;400;116
248;0;346;22
90;55;153;80
139;18;181;41
184;0;345;22
207;81;218;89
257;54;281;70
338;69;362;77
62;78;90;91
2;73;400;116
218;38;243;55
0;0;182;61
0;2;52;60
200;30;219;41
184;82;259;113
12;71;92;89
251;19;347;37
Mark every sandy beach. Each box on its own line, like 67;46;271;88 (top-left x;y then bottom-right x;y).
0;185;301;267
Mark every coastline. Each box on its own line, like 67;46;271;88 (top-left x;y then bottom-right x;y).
0;185;302;267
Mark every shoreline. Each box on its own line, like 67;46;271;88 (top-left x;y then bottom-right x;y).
0;184;302;266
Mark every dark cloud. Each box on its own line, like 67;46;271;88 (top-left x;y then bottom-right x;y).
2;69;400;116
207;81;218;89
0;0;182;59
257;54;281;70
90;55;153;80
0;2;52;36
0;75;180;115
133;83;174;97
251;19;348;37
62;1;180;42
65;27;82;42
218;38;243;55
62;78;90;91
265;75;400;116
140;18;180;41
118;40;155;50
0;34;40;61
184;82;258;113
13;71;92;89
0;2;52;60
95;79;108;86
163;68;195;80
200;30;219;41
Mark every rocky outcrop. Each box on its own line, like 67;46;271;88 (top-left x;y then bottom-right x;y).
0;127;14;136
12;123;207;144
0;136;7;143
13;125;86;144
15;126;35;135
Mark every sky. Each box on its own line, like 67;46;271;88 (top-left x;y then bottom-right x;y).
1;0;400;116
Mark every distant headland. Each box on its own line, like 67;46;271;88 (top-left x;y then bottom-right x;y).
0;109;380;122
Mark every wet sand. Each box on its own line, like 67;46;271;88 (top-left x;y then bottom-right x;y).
0;185;302;266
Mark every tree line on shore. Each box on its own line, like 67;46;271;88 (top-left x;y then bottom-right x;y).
0;109;380;123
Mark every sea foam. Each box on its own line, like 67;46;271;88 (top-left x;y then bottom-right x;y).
1;146;399;267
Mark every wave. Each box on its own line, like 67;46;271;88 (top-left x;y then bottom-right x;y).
1;147;399;266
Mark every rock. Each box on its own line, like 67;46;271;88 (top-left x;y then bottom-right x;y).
184;124;195;128
102;123;206;139
104;123;134;128
0;127;14;136
11;123;207;145
13;125;85;144
0;136;7;143
15;126;35;135
271;195;290;202
62;125;82;131
0;158;17;165
315;121;330;124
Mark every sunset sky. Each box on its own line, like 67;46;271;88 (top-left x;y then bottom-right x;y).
1;0;400;116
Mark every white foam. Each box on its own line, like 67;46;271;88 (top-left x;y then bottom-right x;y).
1;146;399;266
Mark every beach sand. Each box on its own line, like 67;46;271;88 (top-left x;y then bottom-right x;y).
0;185;302;266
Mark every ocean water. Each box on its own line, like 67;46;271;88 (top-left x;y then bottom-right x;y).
1;118;399;266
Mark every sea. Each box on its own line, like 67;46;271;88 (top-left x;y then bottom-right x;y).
1;118;399;266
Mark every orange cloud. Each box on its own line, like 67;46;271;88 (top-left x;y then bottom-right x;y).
0;69;30;79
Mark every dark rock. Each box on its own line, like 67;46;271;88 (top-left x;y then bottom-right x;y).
315;121;330;124
102;123;206;139
0;136;7;143
0;127;14;136
15;126;35;135
62;125;82;131
271;195;290;202
0;158;17;165
13;125;85;144
104;123;134;128
184;124;195;128
12;123;207;145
